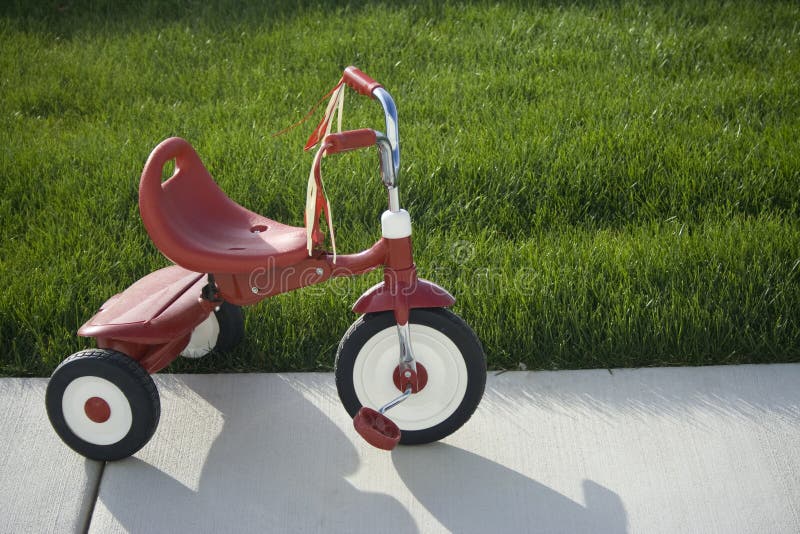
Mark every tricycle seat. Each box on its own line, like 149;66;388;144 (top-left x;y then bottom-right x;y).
139;137;310;274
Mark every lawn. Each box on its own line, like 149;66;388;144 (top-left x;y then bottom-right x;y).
1;0;798;376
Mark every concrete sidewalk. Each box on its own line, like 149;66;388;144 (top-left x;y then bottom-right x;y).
1;364;799;533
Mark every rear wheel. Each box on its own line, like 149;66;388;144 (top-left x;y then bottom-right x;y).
46;349;160;461
181;301;244;358
335;308;486;445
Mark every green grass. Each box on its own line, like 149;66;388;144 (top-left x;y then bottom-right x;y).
1;0;798;376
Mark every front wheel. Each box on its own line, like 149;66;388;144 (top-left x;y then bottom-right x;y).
335;308;486;445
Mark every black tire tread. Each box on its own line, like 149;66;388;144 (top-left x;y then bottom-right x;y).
46;348;160;461
53;349;160;422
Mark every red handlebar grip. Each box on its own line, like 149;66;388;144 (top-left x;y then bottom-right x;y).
343;66;382;98
324;128;377;154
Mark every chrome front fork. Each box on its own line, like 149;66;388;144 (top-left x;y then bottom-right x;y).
397;322;418;384
377;322;418;414
374;86;417;413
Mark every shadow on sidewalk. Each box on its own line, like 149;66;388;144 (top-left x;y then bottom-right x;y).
93;372;633;532
96;374;415;532
393;444;628;534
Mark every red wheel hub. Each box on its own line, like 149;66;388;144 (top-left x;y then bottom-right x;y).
84;397;111;423
393;362;428;393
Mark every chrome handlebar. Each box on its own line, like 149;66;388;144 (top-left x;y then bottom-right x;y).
326;68;402;212
373;88;401;212
373;88;400;188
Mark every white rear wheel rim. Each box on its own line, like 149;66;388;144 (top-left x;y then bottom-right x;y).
181;312;219;358
352;324;467;431
62;376;133;445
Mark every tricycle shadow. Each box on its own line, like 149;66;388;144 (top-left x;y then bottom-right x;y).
392;444;628;534
95;374;416;533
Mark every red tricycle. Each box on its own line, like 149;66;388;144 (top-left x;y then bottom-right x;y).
45;67;487;459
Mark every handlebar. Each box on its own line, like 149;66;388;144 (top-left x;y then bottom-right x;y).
373;87;400;191
342;65;400;193
324;128;377;154
308;67;403;212
343;66;382;99
339;67;400;191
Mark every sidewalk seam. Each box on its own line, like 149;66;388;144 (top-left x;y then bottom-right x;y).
82;461;106;534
